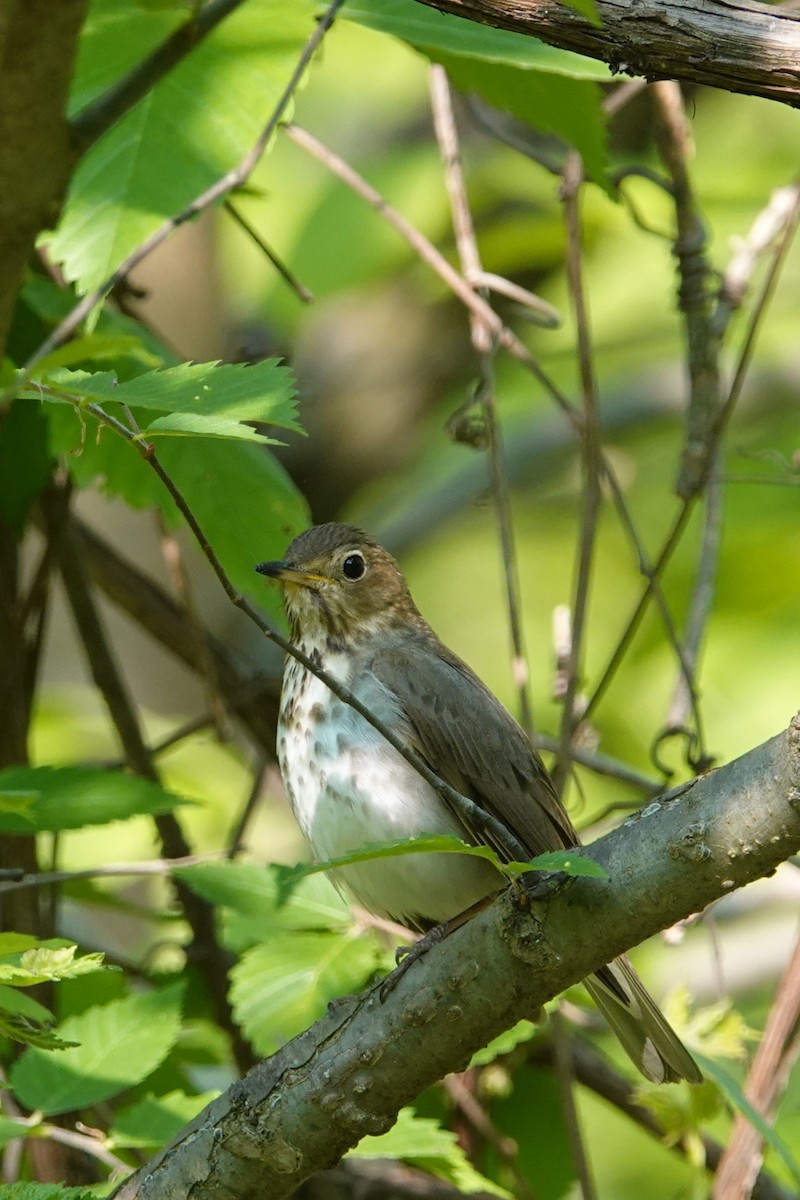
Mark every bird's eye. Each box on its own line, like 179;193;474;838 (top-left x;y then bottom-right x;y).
342;553;366;581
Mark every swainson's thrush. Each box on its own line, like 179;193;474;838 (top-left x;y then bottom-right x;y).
257;523;700;1084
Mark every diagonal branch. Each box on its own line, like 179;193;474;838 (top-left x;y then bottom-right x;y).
112;715;800;1200
414;0;800;108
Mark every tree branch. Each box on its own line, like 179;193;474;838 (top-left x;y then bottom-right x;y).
414;0;800;108
113;716;800;1200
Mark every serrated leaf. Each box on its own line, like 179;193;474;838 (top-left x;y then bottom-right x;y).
175;861;350;939
50;0;316;304
0;765;192;833
344;0;610;79
0;940;108;988
30;359;301;445
35;332;160;373
0;1186;95;1200
109;1089;217;1150
11;982;184;1116
274;833;506;905
470;1019;537;1068
351;1108;511;1197
229;931;381;1054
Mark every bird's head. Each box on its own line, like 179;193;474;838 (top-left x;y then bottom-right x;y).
256;523;417;644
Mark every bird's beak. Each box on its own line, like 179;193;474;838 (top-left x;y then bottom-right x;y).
255;560;328;586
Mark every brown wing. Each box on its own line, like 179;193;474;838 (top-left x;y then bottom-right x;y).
370;638;578;860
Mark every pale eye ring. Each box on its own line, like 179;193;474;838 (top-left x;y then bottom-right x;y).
342;552;366;581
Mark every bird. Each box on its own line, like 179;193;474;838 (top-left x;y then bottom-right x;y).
256;522;701;1084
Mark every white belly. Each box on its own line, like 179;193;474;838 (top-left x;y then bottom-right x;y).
278;653;501;929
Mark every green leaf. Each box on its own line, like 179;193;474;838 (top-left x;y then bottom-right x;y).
438;56;608;187
274;833;506;905
175;860;351;936
485;1065;576;1200
697;1055;800;1189
0;1115;33;1149
0;765;192;833
0;1186;95;1200
505;849;608;879
275;835;605;905
0;982;54;1022
109;1089;217;1150
0;943;107;987
34;331;161;373
229;931;381;1055
32;358;301;445
344;0;610;79
157;437;309;613
470;1019;537;1068
50;0;316;303
11;982;184;1116
351;1107;511;1197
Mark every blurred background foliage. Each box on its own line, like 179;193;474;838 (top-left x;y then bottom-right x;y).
1;0;799;1196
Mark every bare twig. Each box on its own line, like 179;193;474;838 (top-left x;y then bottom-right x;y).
227;755;270;858
284;122;581;428
714;182;800;334
0;853;221;895
526;1036;794;1200
550;1008;598;1200
444;1073;536;1200
0;849;220;897
653;80;721;504
429;64;534;737
38;1123;129;1174
21;0;346;377
553;152;602;795
711;925;800;1200
62;397;530;867
224;200;314;303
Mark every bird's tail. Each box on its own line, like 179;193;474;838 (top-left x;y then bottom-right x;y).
583;955;702;1084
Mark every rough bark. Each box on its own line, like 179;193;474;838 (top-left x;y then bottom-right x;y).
414;0;800;108
0;0;90;356
113;715;800;1200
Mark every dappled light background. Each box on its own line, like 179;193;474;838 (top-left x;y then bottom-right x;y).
30;12;800;1198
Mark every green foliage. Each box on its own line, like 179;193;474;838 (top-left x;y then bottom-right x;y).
345;0;608;183
0;765;191;833
109;1089;218;1149
11;982;184;1116
28;358;301;445
0;0;798;1194
229;930;383;1055
351;1107;512;1196
50;0;317;303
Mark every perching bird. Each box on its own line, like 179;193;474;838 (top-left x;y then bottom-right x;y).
257;522;700;1084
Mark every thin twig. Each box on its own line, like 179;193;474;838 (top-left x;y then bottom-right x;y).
227;755;270;858
711;925;800;1200
38;1124;129;1174
429;64;534;737
666;450;724;732
553;152;602;795
526;1036;794;1200
67;398;530;867
0;853;223;895
444;1073;536;1200
284;122;581;429
224;200;314;303
550;1008;598;1200
653;80;721;505
21;0;346;378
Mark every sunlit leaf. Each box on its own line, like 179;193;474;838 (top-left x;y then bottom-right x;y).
351;1107;511;1197
109;1090;218;1150
11;982;184;1115
0;765;192;833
